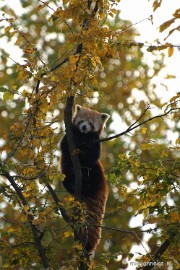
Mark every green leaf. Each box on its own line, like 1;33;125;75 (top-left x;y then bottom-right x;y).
41;231;53;247
0;87;8;92
3;92;14;101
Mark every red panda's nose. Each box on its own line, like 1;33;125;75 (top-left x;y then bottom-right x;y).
82;125;87;131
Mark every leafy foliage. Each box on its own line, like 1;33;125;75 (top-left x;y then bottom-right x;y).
0;0;179;269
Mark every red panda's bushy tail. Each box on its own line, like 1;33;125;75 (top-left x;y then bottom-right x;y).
82;187;108;254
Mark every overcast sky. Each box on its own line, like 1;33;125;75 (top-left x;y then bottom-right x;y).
1;0;179;102
119;0;180;102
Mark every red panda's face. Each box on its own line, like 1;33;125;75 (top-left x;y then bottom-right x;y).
73;105;110;134
74;118;100;134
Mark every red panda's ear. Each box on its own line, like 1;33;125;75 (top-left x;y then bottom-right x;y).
101;113;110;125
75;104;82;112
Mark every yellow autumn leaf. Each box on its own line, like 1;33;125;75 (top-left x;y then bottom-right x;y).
161;102;167;108
12;85;17;91
23;167;37;176
5;26;12;32
64;231;72;238
142;127;147;135
23;191;30;198
165;74;176;79
37;4;46;11
168;47;174;57
173;8;180;18
91;57;97;67
161;150;168;158
169;212;179;223
63;0;69;4
24;47;34;54
134;160;140;167
141;143;152;150
32;218;41;225
64;196;74;202
9;31;17;37
17;70;29;80
149;200;156;207
23;205;30;212
74;242;83;251
7;228;16;233
170;94;180;102
15;36;23;46
147;215;158;224
21;215;27;222
159;18;175;32
153;0;162;11
53;7;63;18
119;185;127;198
111;9;117;14
69;54;79;64
2;263;10;268
69;54;80;71
100;12;105;20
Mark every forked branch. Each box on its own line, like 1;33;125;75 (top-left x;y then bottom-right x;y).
0;162;49;269
100;106;179;143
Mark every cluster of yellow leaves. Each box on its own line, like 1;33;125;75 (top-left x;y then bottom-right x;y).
32;206;54;225
63;196;87;224
157;6;180;40
147;42;175;57
51;0;118;23
116;142;179;233
118;185;128;199
4;18;37;56
1;1;179;269
159;9;180;32
152;0;163;12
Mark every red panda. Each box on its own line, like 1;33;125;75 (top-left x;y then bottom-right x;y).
60;104;110;254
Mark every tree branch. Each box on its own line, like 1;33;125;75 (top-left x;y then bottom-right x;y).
35;43;82;93
46;183;71;223
142;234;176;270
60;2;99;269
100;107;179;143
0;163;49;269
64;96;83;200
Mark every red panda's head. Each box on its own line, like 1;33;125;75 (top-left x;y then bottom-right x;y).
73;105;110;135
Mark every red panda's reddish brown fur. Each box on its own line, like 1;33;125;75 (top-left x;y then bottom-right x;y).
60;105;109;253
83;166;108;252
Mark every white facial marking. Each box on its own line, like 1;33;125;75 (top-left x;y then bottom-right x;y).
79;120;91;133
93;122;100;132
73;107;105;134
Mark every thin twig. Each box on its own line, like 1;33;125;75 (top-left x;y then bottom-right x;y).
100;224;156;234
6;112;33;160
100;107;179;143
116;16;151;35
4;15;45;66
142;234;176;270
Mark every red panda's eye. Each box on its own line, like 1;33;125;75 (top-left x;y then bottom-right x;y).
89;121;94;127
78;120;83;124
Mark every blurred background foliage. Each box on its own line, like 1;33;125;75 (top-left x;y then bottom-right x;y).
0;0;179;269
